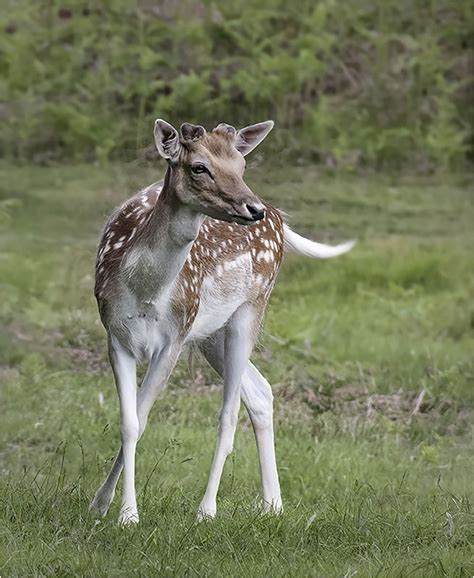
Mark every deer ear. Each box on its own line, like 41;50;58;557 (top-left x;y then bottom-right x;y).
235;120;274;156
154;119;180;160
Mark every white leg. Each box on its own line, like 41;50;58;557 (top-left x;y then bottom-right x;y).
107;339;139;525
197;305;258;520
199;330;282;515
241;364;282;513
89;447;124;517
90;342;180;522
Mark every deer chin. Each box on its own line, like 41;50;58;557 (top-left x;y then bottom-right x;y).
204;209;263;226
202;201;266;226
228;213;263;226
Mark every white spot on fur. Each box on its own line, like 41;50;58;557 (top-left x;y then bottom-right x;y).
256;249;274;263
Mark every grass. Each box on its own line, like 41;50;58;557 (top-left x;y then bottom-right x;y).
0;161;473;577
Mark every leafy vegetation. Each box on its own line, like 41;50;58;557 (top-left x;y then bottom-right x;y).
0;163;473;576
1;0;473;168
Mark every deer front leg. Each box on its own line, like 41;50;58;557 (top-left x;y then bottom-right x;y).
106;338;139;525
197;304;257;520
90;342;180;520
89;448;123;517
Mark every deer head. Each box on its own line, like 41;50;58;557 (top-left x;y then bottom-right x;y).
153;119;274;225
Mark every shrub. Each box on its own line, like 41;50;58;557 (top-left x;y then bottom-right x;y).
0;0;472;169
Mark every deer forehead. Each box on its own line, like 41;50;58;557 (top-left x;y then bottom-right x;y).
186;136;244;174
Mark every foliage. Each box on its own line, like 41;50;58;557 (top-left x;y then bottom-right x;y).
0;0;473;168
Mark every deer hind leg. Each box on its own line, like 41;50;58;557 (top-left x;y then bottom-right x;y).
199;328;282;517
240;363;282;513
90;342;180;522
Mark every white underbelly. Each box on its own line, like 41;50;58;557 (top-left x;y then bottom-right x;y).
186;256;252;342
187;293;245;341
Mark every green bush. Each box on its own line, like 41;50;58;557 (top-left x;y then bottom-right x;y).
0;0;472;168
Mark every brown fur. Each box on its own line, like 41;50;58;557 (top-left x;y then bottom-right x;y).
95;182;284;336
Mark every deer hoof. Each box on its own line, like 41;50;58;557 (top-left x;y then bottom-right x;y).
118;507;139;526
89;489;115;517
261;497;283;515
196;505;216;522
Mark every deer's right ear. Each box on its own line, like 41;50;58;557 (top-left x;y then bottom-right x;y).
154;119;180;160
235;120;274;156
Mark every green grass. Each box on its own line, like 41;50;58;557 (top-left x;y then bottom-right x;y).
1;162;473;577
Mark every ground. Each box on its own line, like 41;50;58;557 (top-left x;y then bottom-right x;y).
0;162;473;577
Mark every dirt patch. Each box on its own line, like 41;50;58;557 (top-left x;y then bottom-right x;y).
52;344;108;374
277;382;459;424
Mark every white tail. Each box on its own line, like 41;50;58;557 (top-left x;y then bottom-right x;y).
283;224;355;259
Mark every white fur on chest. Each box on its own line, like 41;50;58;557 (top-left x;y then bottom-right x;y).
111;251;253;356
110;290;177;362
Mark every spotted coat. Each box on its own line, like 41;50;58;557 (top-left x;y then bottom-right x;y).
95;181;284;339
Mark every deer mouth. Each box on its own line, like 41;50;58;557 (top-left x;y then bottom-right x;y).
201;206;265;226
197;198;265;225
229;213;265;225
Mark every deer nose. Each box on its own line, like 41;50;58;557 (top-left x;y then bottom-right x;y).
246;203;265;221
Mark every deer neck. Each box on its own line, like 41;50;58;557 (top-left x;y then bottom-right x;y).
135;167;204;295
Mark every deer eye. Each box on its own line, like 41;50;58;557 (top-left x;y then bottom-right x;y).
191;164;209;175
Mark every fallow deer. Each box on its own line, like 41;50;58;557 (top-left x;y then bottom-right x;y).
90;119;354;524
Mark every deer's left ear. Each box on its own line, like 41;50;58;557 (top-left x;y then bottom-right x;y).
154;119;181;160
235;120;274;156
